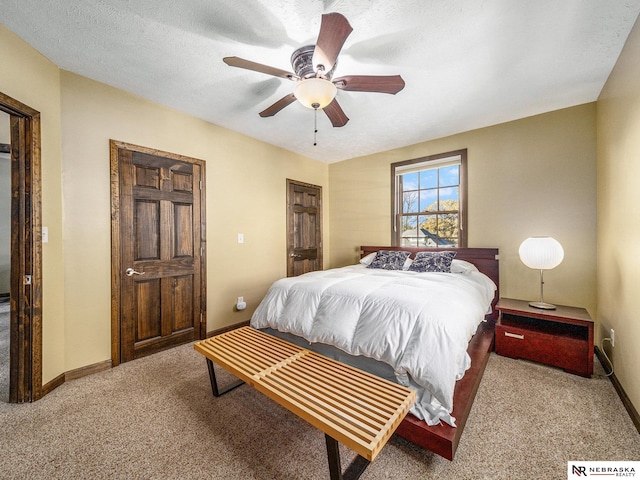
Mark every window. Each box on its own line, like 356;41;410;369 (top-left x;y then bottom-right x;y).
391;149;467;247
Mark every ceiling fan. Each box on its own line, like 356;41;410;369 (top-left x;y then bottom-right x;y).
223;12;405;128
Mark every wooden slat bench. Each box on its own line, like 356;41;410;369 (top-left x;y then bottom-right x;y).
194;326;416;480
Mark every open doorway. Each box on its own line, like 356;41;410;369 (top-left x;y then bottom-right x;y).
0;111;9;401
0;91;42;403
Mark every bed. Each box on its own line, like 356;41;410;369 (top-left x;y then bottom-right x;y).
250;246;499;460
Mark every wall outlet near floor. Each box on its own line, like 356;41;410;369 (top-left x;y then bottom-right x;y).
610;328;615;347
236;296;246;311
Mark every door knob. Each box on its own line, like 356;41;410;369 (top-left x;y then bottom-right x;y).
125;268;145;277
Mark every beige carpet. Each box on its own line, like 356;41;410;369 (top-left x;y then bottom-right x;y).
0;341;638;480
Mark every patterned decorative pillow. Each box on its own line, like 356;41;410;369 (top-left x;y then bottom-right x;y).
367;250;411;270
408;251;457;273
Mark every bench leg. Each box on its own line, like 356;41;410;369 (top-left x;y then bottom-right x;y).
206;359;245;397
324;435;371;480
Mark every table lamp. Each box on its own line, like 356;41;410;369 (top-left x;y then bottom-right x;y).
518;236;564;310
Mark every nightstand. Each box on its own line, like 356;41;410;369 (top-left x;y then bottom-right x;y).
495;298;594;377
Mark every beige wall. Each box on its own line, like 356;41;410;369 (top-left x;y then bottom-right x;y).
0;25;66;384
329;104;597;318
59;71;329;371
597;16;640;415
0;112;8;143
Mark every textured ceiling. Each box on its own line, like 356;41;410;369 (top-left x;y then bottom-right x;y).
2;0;640;163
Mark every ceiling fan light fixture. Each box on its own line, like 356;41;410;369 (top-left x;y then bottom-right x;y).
224;13;403;126
294;78;337;109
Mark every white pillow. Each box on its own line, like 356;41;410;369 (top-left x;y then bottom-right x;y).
450;259;479;274
359;252;377;265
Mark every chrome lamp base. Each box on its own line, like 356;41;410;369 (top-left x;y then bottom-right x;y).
530;269;557;309
529;301;556;310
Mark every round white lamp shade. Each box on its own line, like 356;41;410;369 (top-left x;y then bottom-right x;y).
294;78;337;109
518;237;564;270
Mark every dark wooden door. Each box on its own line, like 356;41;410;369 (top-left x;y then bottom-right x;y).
1;92;42;403
286;179;322;277
111;142;206;364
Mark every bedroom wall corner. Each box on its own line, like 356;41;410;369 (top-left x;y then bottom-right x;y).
59;70;329;371
597;13;640;421
329;104;597;323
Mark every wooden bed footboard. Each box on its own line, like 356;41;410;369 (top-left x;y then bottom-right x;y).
359;246;499;460
395;318;495;460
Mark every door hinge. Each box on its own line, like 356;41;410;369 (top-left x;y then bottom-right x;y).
200;312;204;324
199;180;202;190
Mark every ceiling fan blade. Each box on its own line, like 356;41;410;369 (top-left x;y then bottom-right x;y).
259;93;297;117
333;75;406;94
312;13;353;74
323;99;349;127
223;57;297;81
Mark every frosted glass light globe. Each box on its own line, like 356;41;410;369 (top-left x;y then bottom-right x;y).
519;237;564;270
294;78;337;109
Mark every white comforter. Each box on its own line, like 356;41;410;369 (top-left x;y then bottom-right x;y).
250;264;496;426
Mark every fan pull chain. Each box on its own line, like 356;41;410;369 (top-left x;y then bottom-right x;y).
311;102;321;146
313;107;318;146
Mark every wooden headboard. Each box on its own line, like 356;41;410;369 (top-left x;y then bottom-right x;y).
360;246;500;320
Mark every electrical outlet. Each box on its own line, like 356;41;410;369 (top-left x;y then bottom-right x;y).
610;328;615;347
236;296;247;311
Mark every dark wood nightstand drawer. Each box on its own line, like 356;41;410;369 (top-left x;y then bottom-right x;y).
495;298;594;377
495;323;590;376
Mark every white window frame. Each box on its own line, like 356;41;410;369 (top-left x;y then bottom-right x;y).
391;149;468;247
